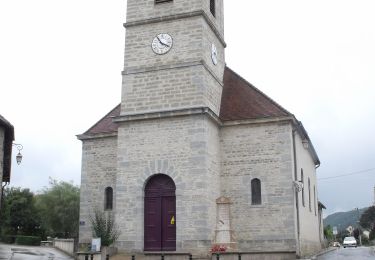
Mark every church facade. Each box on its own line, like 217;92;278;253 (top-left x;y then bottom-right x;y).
78;0;323;258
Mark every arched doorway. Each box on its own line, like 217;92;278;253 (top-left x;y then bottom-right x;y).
144;174;176;251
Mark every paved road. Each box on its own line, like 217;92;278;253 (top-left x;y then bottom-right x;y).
317;246;375;260
0;243;73;260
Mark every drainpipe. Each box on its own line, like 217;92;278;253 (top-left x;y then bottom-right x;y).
292;129;301;257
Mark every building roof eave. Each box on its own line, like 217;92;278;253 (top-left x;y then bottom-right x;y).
0;115;15;183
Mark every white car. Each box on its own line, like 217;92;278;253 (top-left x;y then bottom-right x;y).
343;236;357;248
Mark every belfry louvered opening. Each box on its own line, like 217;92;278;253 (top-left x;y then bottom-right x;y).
155;0;173;4
210;0;216;17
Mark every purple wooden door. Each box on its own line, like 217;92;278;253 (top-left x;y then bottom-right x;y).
144;174;176;251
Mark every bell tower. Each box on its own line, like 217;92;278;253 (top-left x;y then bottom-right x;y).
120;0;225;116
114;0;226;254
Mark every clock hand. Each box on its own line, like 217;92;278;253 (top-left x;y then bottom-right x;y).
157;36;170;47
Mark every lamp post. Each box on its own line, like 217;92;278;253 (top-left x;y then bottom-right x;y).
12;143;23;165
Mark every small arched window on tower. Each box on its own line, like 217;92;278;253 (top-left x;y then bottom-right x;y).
251;178;262;205
104;187;113;210
210;0;216;17
155;0;173;4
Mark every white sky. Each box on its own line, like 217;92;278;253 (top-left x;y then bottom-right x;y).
1;1;374;216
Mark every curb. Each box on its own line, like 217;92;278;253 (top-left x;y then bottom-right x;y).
301;247;337;260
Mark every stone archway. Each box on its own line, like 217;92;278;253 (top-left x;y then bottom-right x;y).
144;174;176;251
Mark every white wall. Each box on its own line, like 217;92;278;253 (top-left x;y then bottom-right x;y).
294;131;321;256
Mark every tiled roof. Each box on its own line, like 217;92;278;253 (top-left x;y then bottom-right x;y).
82;67;291;135
220;67;291;121
83;105;121;135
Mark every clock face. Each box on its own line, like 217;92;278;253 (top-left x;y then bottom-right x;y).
211;43;218;65
151;33;173;55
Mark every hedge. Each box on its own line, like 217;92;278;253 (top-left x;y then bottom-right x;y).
15;235;41;246
0;235;16;244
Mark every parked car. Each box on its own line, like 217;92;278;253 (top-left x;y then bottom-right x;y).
332;241;341;247
343;236;357;248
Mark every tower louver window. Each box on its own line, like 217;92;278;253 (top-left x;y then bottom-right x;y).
155;0;173;4
210;0;216;17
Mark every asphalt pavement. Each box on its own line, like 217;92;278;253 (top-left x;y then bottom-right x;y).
316;246;375;260
0;243;73;260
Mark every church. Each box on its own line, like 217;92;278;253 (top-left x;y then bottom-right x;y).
78;0;324;259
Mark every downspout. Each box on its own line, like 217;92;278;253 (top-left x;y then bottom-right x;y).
292;129;301;257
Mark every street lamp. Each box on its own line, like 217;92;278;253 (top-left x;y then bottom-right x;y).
12;143;23;165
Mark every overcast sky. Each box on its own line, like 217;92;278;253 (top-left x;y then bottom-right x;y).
1;1;374;216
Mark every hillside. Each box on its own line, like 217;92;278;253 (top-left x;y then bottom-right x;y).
324;207;367;232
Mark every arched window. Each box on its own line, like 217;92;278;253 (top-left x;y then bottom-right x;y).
104;187;113;210
251;178;262;205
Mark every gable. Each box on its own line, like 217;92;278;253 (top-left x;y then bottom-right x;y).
82;105;121;136
80;67;292;136
220;67;291;121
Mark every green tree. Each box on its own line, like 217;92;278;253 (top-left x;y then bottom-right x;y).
0;187;41;236
360;206;375;230
35;179;80;238
324;225;334;241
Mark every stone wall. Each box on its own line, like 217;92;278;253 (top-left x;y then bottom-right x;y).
115;114;221;254
125;0;224;37
121;65;223;116
54;238;75;256
79;136;118;243
220;121;297;252
122;0;225;118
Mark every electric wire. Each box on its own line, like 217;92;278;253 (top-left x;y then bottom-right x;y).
318;167;375;181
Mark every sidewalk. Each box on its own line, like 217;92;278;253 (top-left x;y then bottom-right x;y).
0;243;73;260
299;247;337;260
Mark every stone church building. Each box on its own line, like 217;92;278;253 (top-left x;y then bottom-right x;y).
78;0;324;258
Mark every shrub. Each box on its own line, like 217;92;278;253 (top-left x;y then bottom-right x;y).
0;235;16;244
89;209;120;247
15;235;41;246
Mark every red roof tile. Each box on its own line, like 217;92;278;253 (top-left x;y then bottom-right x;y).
219;67;291;121
83;105;121;135
82;67;291;135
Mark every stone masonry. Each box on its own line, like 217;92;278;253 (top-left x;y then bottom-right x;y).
220;121;296;251
78;1;323;258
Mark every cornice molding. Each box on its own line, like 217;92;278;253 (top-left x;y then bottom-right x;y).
122;59;223;86
124;10;226;47
113;106;221;126
221;116;295;127
77;132;118;141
